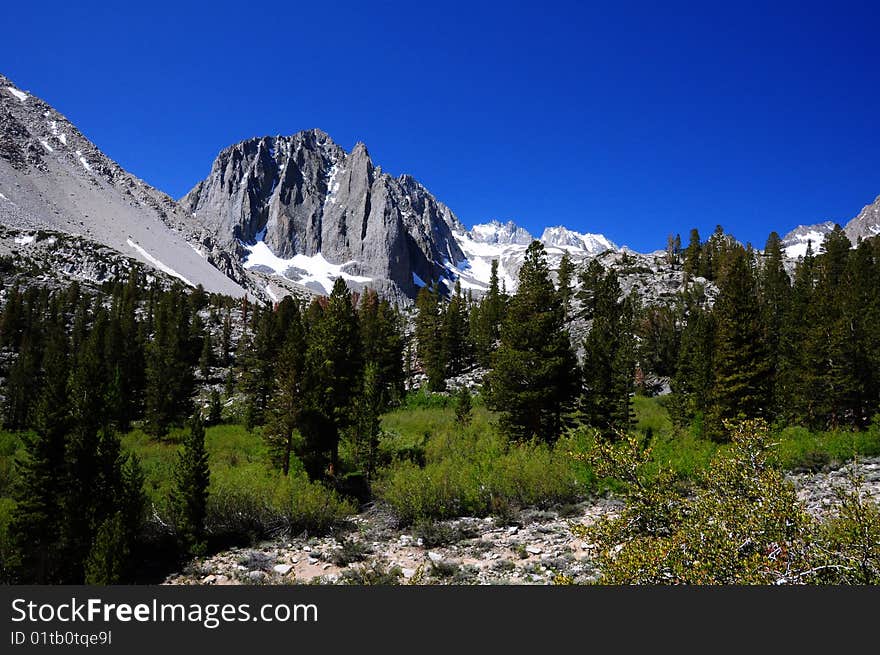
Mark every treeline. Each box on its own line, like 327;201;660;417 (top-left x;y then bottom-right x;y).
415;227;880;443
0;274;405;582
673;225;880;437
0;273;218;583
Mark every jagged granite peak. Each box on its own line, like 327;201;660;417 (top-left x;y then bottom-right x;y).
781;221;836;259
780;194;880;259
540;226;617;254
845;194;880;244
0;72;250;297
468;220;534;245
182;129;467;298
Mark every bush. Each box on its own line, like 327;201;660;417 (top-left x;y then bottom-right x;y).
572;419;880;585
375;424;583;524
207;469;355;544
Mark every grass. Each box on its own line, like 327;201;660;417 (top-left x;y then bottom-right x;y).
374;405;586;524
2;394;880;549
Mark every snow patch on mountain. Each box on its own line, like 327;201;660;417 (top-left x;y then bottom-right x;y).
127;238;194;287
242;235;372;295
540;226;617;254
6;86;28;102
781;221;835;259
449;220;619;292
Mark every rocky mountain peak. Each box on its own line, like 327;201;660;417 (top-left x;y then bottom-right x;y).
540;225;617;254
183;129;467;299
468;220;533;245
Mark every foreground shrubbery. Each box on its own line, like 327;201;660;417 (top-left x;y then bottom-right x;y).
574;419;880;584
374;412;586;524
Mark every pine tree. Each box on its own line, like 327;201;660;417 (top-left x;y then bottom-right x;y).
814;226;859;427
454;386;473;426
199;332;215;379
414;283;447;390
8;326;69;583
758;232;791;418
239;306;278;429
300;278;363;479
705;246;771;440
557;251;575;314
264;308;306;476
173;414;210;556
443;280;471;376
670;306;715;429
683;228;702;279
359;290;405;407
580;270;637;438
487;241;580;443
776;241;819;424
352;361;383;477
145;288;194;436
207;389;223;426
472;260;505;367
84;513;128;585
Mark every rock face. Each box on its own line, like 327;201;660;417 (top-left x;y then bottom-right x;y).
0;73;251;297
782;195;880;259
845;195;880;244
181;130;466;298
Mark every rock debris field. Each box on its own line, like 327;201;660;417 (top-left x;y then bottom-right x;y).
165;457;880;586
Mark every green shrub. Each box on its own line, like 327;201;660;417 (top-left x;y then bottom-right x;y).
375;424;583;524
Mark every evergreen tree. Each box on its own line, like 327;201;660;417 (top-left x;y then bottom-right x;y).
414;283;447;390
145;287;195;436
207;389;223;426
300;278;363;479
454;386;473;426
705;246;771;440
557;251;575;314
352;361;383;478
671;306;715;429
199;332;215;379
758;232;791;418
443;280;471;376
776;241;820;424
8;326;69;583
487;241;579;443
472;260;505;367
580;270;637;438
359;289;405;407
84;513;128;585
683;228;702;278
239;306;279;429
173;415;210;556
264;308;306;476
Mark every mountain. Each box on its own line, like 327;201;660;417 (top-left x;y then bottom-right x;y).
183;131;627;298
450;221;619;292
0;74;252;297
781;221;835;259
180;131;467;299
781;195;880;258
846;195;880;243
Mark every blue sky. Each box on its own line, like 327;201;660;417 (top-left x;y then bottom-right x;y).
2;0;878;251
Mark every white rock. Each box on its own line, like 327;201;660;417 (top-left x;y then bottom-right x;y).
428;551;443;563
402;568;416;579
525;545;542;555
273;564;293;576
307;557;318;565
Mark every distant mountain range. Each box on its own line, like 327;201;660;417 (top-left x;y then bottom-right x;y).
2;72;878;302
781;196;880;258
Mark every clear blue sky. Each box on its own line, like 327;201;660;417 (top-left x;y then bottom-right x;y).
2;0;878;251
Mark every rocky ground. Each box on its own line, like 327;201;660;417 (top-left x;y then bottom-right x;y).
165;456;880;586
